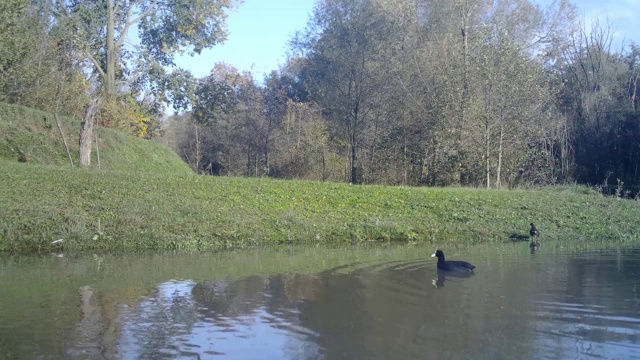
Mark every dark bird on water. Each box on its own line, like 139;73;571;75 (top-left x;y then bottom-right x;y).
431;250;476;272
529;223;540;250
529;223;540;238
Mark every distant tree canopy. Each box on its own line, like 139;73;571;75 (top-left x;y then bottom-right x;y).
163;0;639;191
2;0;639;191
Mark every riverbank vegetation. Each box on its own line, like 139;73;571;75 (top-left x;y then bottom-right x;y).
2;154;639;253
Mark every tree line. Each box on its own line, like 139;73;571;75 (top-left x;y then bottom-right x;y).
2;0;639;190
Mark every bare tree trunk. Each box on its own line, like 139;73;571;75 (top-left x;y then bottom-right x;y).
264;138;270;176
106;0;116;97
350;128;357;184
484;131;491;189
561;120;571;179
458;0;472;185
95;130;101;170
485;119;490;189
54;113;74;167
366;118;379;183
629;69;639;110
79;99;100;168
285;107;294;163
247;146;251;176
322;144;327;182
349;102;359;184
403;125;408;185
194;122;200;172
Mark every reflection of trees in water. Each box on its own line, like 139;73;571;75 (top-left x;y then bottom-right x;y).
298;273;373;359
191;274;324;319
284;264;530;360
190;274;323;359
190;263;536;360
58;250;640;360
191;276;268;318
63;285;126;359
65;286;106;359
117;281;200;358
75;275;325;359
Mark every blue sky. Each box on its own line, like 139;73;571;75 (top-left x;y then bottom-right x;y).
173;0;315;79
173;0;640;80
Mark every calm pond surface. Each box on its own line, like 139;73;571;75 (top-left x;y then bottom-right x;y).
1;243;640;359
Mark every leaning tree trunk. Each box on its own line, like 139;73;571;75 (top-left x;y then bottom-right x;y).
105;0;117;97
79;98;101;168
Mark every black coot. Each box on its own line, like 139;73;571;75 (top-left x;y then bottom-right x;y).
529;223;540;250
431;250;476;272
529;223;540;238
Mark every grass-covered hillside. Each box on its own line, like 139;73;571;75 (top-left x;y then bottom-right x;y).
0;102;191;175
2;158;639;253
1;103;639;253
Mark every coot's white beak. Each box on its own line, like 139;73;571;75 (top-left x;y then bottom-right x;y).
431;252;436;257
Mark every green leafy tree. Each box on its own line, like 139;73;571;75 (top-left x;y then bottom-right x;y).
296;0;391;184
48;0;239;167
0;0;29;77
0;0;88;115
262;67;309;176
182;63;248;174
52;0;239;98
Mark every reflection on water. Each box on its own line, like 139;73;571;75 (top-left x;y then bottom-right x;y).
530;249;640;359
118;278;322;359
0;246;639;359
432;270;475;288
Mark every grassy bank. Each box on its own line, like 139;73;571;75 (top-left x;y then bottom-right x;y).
2;159;639;253
0;102;192;174
1;102;639;253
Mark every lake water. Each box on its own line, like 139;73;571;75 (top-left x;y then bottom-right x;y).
1;244;639;359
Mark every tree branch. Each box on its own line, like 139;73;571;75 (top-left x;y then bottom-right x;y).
115;0;158;48
114;0;157;47
130;0;159;26
115;2;137;48
55;0;69;17
84;50;106;79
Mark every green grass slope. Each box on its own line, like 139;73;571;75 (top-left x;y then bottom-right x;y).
1;158;639;253
0;102;192;175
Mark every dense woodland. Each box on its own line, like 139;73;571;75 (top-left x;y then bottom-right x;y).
1;0;639;191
